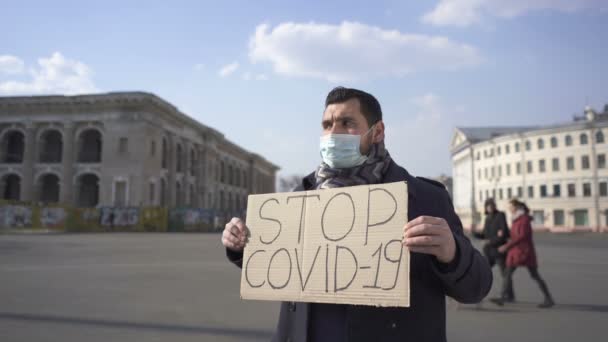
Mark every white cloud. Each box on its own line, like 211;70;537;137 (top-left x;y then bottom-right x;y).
0;52;97;95
218;62;239;77
0;55;25;74
242;72;268;81
248;21;482;82
422;0;607;27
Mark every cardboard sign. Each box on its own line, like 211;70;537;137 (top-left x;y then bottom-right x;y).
240;181;409;307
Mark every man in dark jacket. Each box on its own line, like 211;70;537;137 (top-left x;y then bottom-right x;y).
473;198;514;301
222;87;492;342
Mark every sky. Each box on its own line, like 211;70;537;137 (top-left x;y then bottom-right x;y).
1;0;607;179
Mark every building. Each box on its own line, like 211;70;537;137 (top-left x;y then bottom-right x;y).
451;104;608;232
0;92;279;216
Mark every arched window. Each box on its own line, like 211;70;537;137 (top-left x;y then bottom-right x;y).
161;138;168;169
537;138;544;150
565;135;572;146
596;131;604;144
39;130;63;163
525;140;531;151
550;136;558;148
176;144;183;172
77;129;102;163
580;133;588;145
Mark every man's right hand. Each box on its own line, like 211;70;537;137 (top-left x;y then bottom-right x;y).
221;217;248;252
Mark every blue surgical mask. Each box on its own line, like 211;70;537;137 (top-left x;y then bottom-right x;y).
319;126;374;169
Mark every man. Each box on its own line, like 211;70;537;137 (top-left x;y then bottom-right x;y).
472;198;515;302
222;87;492;342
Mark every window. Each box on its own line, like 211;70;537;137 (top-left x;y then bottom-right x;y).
600;182;608;197
507;188;512;199
476;152;480;160
552;158;560;171
114;180;127;206
484;168;488;179
539;159;546;173
598;154;606;169
582;155;590;170
515;142;520;152
150;140;156;156
553;184;561;197
540;185;547;198
574;209;589;226
553;210;565;226
516;162;521;174
491;166;495;178
580;133;588;145
517;186;523;198
567;157;575;170
479;191;482;201
596;131;604;144
583;183;592;197
119;137;128;153
532;210;545;225
527;161;533;173
525;140;531;151
177;144;183;173
485;190;489;199
498;165;502;177
567;183;576;197
506;164;511;176
550;136;558;148
537;138;544;150
528;186;534;198
149;182;155;204
565;135;572;146
505;144;510;154
477;169;481;180
497;146;501;155
499;188;503;200
492;189;496;199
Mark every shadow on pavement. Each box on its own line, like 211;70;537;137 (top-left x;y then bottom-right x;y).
457;301;608;313
0;312;273;339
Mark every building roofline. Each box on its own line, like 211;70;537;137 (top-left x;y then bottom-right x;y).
0;91;280;170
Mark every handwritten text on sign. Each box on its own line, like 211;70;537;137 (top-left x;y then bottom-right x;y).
240;181;409;307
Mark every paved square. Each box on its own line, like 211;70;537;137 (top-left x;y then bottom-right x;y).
0;232;606;341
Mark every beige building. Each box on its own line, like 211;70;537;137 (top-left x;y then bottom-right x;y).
451;104;608;232
0;92;279;215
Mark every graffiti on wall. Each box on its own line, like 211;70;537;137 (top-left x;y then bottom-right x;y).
100;207;140;227
40;207;67;228
0;205;33;228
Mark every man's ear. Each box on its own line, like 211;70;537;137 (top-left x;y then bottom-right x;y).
372;120;385;143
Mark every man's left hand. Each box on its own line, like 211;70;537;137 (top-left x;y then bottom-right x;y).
402;216;456;264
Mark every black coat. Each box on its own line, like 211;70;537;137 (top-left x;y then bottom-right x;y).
227;161;493;342
473;211;510;247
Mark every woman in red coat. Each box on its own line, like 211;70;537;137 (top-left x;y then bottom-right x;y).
492;199;555;308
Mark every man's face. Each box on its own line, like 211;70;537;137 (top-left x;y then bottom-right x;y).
321;98;383;155
486;205;495;213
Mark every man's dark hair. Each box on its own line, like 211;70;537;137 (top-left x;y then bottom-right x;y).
325;87;382;126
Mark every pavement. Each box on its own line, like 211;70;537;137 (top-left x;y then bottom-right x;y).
0;232;607;342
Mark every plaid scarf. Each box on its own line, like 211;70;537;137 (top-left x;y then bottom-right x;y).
314;142;392;189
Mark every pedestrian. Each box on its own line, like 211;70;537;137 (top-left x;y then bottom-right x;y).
222;87;492;341
492;199;555;308
472;198;514;302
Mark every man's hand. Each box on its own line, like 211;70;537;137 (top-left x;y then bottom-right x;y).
498;245;507;253
222;217;248;252
402;216;457;264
